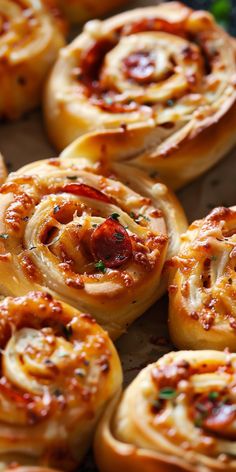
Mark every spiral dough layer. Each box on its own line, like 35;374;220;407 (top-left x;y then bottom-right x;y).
95;350;236;472
0;291;122;471
0;150;187;339
0;0;66;120
44;2;236;189
168;206;236;351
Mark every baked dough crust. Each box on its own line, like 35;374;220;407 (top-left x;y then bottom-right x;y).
169;206;236;351
0;148;187;339
57;0;126;24
44;2;236;189
95;350;236;472
0;0;66;120
0;154;7;185
0;291;122;471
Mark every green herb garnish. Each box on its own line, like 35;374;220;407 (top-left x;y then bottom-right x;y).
110;213;120;220
208;391;219;400
211;255;218;261
95;260;106;273
159;387;177;400
0;233;9;239
138;213;150;222
67;175;77;180
210;0;232;30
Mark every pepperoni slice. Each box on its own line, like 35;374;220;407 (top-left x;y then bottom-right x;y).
203;404;236;433
91;217;132;268
63;183;111;203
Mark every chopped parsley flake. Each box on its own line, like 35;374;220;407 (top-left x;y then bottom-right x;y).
0;233;9;239
211;255;218;261
159;387;177;400
67;176;77;180
95;260;106;273
110;213;120;220
208;391;219;400
210;0;231;30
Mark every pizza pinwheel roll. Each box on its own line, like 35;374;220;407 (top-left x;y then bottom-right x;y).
95;349;236;472
0;291;122;471
0;0;66;120
169;206;236;351
0;150;187;339
57;0;126;24
44;2;236;189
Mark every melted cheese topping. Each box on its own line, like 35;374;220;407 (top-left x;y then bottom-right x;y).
0;291;122;471
113;350;236;471
170;207;236;344
0;0;66;119
44;2;236;153
0;156;185;339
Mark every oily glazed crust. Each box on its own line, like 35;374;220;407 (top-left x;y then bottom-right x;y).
0;153;186;339
0;291;122;470
0;0;66;120
61;133;188;301
43;3;191;151
44;2;236;189
169;206;236;350
94;351;236;472
0;154;7;185
134;96;236;189
57;0;126;23
94;393;192;472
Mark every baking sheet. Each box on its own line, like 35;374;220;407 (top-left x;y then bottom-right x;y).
0;1;235;470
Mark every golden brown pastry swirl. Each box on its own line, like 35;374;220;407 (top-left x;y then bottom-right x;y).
95;350;236;472
0;152;187;339
44;2;236;188
0;290;122;471
0;0;66;120
169;206;236;351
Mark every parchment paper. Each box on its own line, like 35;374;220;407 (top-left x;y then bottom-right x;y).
0;1;235;469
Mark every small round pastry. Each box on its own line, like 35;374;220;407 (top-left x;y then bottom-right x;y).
0;149;187;339
0;291;122;471
44;2;236;189
169;206;236;351
57;0;126;24
95;349;236;472
0;0;66;120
